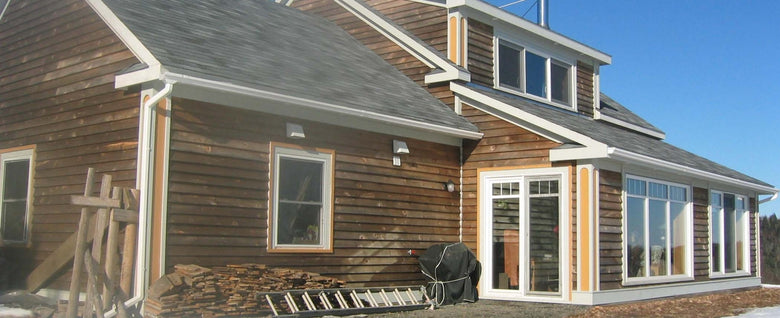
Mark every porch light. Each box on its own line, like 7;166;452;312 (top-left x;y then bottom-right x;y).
286;123;305;139
392;140;409;154
445;179;456;192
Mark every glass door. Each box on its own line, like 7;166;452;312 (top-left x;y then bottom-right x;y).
527;179;560;294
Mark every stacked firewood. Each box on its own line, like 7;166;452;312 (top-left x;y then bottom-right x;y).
144;264;345;317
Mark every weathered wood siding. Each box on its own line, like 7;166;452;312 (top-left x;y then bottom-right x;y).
467;18;493;87
460;103;566;249
166;99;462;286
364;0;448;55
0;0;140;288
576;62;595;117
598;169;622;290
692;187;710;280
750;197;758;274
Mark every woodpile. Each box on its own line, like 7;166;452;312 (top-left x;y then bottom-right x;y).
144;264;345;317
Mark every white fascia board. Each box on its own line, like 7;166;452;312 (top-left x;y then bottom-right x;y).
335;0;467;84
595;113;667;140
114;64;163;89
164;72;483;143
450;82;608;153
447;0;612;65
86;0;160;67
608;147;779;195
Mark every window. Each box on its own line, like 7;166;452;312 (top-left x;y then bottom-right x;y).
625;176;691;283
0;0;10;22
710;191;750;276
270;144;334;252
1;148;33;244
496;39;573;107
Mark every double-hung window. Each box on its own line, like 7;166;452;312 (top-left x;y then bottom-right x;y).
710;191;750;276
1;148;34;244
496;39;573;107
269;144;334;253
624;176;691;283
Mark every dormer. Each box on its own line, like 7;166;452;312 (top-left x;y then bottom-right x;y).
444;0;611;116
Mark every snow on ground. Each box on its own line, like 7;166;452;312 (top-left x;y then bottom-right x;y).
727;285;780;318
0;305;33;318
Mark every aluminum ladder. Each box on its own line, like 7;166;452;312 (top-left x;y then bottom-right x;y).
257;286;431;317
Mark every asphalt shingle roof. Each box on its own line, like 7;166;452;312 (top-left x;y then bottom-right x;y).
465;84;773;188
102;0;479;134
599;93;665;137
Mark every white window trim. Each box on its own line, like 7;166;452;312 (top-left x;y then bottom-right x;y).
709;190;751;278
269;144;334;253
0;0;10;22
622;174;694;286
493;35;577;112
0;147;34;244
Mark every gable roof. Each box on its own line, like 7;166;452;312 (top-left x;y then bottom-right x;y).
99;0;480;139
454;83;774;191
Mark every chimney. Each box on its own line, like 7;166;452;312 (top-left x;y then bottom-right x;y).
538;0;549;28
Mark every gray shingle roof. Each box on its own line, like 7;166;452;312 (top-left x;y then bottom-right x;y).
599;93;665;137
465;84;773;188
102;0;479;134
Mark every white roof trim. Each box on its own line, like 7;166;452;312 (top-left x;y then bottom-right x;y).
164;72;483;141
608;147;778;194
595;113;666;140
86;0;161;68
447;0;612;65
115;64;164;89
334;0;469;84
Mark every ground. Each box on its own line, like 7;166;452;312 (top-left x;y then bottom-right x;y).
372;287;780;318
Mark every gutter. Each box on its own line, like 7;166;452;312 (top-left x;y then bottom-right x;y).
124;81;174;313
607;147;778;195
759;192;779;204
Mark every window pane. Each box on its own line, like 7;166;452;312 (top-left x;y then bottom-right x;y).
627;197;646;277
670;186;687;202
276;202;321;245
529;196;559;293
493;197;520;290
712;204;722;273
736;209;746;271
711;192;722;207
498;42;522;90
278;158;322;203
723;194;736;273
670;202;686;275
648;182;668;199
550;61;569;104
2;201;27;241
3;160;30;200
525;52;546;98
627;178;646;196
649;199;667;276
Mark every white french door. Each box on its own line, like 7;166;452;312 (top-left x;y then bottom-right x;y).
479;168;568;301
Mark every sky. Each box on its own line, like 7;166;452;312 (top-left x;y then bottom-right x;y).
488;0;780;216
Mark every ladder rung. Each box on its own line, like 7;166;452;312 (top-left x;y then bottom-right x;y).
379;290;392;307
284;292;299;313
335;291;349;309
406;288;418;305
365;291;379;307
302;292;316;311
393;289;406;306
350;290;364;308
319;291;334;310
265;294;279;316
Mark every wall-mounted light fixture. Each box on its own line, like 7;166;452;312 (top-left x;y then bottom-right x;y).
286;123;305;139
445;179;456;192
392;140;409;154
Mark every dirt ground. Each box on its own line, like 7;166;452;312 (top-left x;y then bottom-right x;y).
372;287;780;318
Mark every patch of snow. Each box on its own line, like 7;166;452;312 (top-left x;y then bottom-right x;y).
727;306;780;317
0;305;34;318
760;284;780;289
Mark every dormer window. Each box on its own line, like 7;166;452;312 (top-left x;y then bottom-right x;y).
496;39;573;109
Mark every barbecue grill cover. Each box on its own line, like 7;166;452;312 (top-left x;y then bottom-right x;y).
419;242;481;306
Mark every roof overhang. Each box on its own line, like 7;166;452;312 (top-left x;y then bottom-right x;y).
595;113;667;140
155;72;482;146
608;147;778;195
446;0;612;65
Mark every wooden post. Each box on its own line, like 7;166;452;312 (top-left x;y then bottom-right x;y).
103;186;122;309
84;174;113;318
66;168;96;318
120;189;139;295
84;253;105;318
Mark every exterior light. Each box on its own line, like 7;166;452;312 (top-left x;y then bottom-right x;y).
445;179;456;192
286;123;305;139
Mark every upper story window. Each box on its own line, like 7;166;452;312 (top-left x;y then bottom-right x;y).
496;39;573;108
624;175;692;284
269;143;334;253
709;191;750;277
1;148;34;244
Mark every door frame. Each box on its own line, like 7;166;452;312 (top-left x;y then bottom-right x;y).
478;167;570;302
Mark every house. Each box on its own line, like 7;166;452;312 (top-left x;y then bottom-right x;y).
287;0;779;305
0;0;776;310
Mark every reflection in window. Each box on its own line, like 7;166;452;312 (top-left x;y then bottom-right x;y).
496;39;572;107
711;191;750;275
1;149;33;244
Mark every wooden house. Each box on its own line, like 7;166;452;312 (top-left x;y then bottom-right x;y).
0;0;776;308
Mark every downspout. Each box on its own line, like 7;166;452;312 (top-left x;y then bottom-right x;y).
128;81;174;311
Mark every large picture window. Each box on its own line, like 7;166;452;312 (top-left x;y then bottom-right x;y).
710;191;750;276
496;39;573;108
270;144;334;252
625;176;691;284
1;148;34;244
